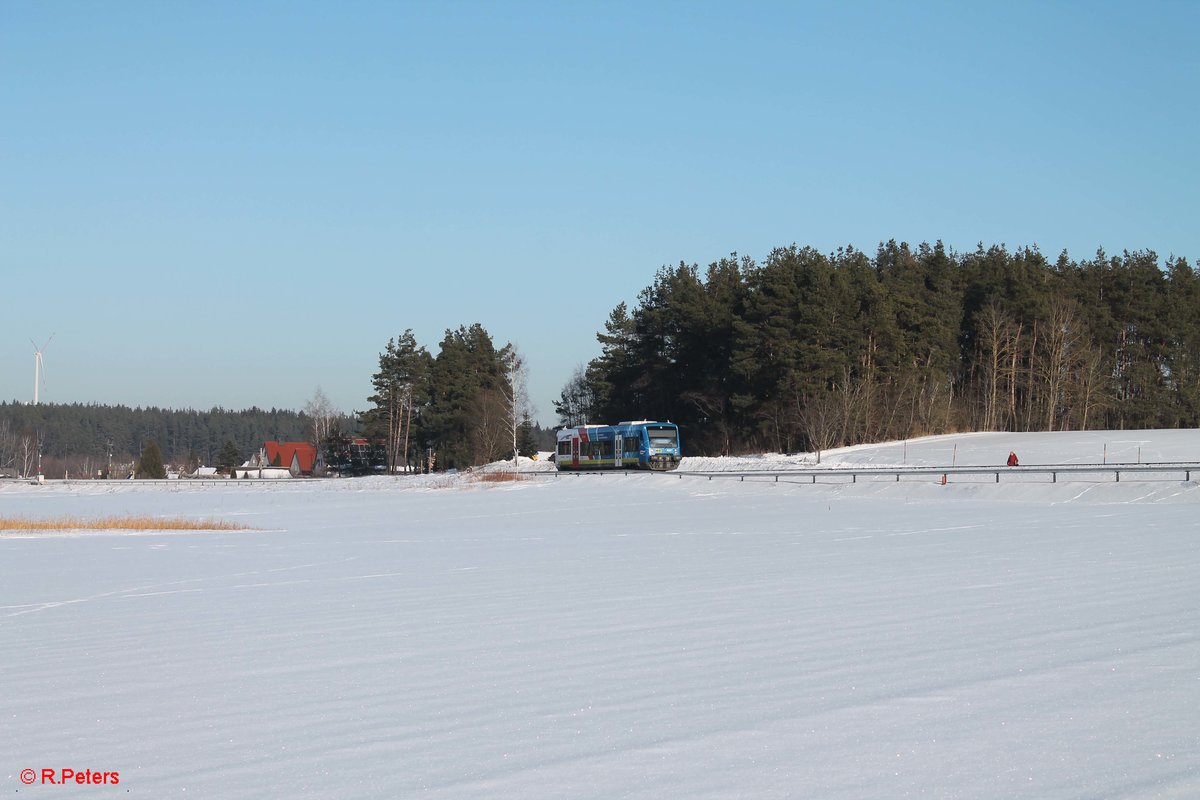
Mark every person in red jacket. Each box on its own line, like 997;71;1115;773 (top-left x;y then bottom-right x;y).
1007;451;1019;467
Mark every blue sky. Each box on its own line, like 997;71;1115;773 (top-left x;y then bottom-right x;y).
2;1;1197;424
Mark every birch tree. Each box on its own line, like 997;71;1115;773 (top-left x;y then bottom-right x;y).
502;346;533;463
303;386;338;450
18;430;37;478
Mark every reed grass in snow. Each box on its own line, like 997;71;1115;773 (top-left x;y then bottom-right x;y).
0;515;249;532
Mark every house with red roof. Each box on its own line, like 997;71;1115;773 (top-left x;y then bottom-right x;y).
263;441;322;477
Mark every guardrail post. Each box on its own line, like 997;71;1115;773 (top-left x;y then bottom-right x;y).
811;475;816;484
1115;471;1120;482
1052;471;1056;483
995;471;1000;483
852;474;857;483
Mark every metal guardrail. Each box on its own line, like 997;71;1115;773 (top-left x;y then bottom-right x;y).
547;462;1200;484
8;464;1199;487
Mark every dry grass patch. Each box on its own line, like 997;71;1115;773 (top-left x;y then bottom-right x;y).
0;515;251;532
474;472;526;483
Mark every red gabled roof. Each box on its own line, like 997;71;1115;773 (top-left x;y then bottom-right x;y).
264;441;317;473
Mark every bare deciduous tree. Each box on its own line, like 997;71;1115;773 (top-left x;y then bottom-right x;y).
797;392;842;463
501;347;532;463
1038;300;1087;431
470;387;510;465
1072;347;1109;430
303;386;339;476
304;386;337;448
974;303;1018;431
18;431;37;478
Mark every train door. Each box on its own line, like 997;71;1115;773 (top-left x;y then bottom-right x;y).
614;435;622;468
571;437;579;469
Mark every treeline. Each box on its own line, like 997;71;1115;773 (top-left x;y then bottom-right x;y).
558;242;1199;456
0;318;563;478
0;402;350;478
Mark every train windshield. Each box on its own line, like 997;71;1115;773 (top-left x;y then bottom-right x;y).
647;427;678;447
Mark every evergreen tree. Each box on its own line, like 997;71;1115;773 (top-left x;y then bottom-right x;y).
217;440;242;473
322;430;351;475
420;323;509;469
364;330;431;473
135;440;167;479
517;413;539;457
730;246;842;452
587;302;638;420
671;256;748;455
1164;257;1200;426
554;365;598;427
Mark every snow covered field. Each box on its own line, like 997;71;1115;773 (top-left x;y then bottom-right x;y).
3;430;1199;798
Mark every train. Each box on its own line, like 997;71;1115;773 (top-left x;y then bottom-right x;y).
554;420;681;471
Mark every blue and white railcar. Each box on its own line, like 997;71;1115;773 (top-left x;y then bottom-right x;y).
555;420;681;471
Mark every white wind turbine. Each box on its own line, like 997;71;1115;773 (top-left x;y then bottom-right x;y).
30;333;54;405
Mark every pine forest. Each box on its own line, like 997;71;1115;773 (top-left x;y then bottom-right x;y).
557;241;1199;456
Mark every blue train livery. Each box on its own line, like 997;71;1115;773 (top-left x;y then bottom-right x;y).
555;420;681;471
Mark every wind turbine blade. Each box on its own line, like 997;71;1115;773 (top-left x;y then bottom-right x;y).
30;338;39;352
44;333;55;351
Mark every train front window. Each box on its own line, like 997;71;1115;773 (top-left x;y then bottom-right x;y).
648;428;677;447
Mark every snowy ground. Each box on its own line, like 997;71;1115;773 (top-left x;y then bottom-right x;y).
3;430;1199;798
678;428;1200;472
